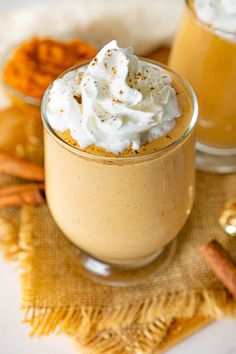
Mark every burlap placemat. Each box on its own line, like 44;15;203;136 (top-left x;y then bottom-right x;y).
17;171;236;335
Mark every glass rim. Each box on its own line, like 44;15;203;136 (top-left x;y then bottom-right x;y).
186;0;236;39
0;33;99;107
41;58;198;164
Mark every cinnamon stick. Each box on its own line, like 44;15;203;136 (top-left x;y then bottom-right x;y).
0;153;44;181
200;240;236;299
0;183;45;208
0;183;44;197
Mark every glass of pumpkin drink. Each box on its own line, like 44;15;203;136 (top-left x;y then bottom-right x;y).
169;0;236;173
42;41;198;285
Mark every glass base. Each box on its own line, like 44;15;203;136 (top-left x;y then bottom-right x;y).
196;142;236;174
75;240;177;287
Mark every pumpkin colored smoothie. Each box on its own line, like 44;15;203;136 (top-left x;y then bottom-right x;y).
42;41;197;271
169;0;236;172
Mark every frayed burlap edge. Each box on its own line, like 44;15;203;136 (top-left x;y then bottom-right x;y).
0;209;21;261
73;317;173;354
20;290;236;339
73;317;213;354
17;208;236;343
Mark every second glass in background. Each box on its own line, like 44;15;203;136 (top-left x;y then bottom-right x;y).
169;0;236;173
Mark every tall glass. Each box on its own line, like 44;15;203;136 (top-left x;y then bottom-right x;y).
41;60;198;286
169;0;236;173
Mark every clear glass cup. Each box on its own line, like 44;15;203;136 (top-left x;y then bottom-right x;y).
0;43;43;161
41;59;198;286
169;0;236;173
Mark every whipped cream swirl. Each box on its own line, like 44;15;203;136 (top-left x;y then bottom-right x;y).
47;40;180;154
195;0;236;35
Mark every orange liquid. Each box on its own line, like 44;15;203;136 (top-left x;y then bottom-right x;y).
169;6;236;148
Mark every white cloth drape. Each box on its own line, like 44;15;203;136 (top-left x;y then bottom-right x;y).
0;0;184;55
